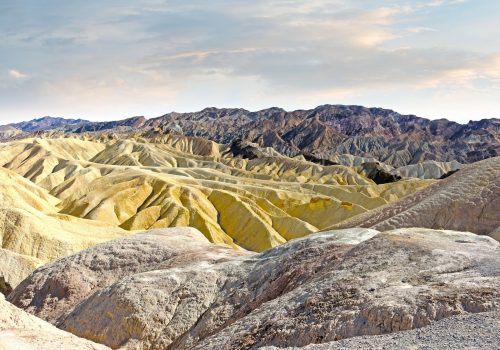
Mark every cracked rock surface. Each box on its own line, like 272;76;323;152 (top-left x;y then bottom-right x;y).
9;227;500;349
261;311;500;350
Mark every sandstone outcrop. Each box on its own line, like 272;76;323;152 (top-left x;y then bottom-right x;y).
10;227;500;349
0;166;129;263
329;156;500;237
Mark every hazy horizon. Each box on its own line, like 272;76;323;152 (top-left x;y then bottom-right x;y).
2;0;500;124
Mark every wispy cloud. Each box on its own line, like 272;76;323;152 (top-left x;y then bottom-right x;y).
0;0;498;123
8;69;28;79
407;27;436;33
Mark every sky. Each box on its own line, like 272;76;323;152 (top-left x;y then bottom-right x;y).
1;0;499;124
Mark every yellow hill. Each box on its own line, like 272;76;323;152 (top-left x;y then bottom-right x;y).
0;135;432;253
0;167;129;263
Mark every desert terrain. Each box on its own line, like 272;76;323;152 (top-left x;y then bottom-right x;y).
0;107;499;349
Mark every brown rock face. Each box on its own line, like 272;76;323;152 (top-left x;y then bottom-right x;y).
9;227;500;349
329;156;500;236
3;105;498;166
144;105;499;166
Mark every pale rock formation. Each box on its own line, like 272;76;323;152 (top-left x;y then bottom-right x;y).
395;160;463;179
9;227;248;323
0;294;108;350
0;125;23;140
0;249;41;295
10;227;500;349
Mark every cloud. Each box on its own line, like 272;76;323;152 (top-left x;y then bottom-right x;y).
0;0;498;123
8;69;28;79
424;0;468;7
407;27;436;33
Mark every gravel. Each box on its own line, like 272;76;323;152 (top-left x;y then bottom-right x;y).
261;311;500;350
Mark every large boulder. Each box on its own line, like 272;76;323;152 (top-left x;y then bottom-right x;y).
10;227;500;349
8;227;247;323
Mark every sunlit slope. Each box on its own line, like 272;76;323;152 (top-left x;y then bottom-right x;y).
0;136;432;252
0;167;128;263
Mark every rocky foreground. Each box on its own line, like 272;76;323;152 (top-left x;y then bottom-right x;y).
0;293;107;350
262;311;500;350
4;226;499;349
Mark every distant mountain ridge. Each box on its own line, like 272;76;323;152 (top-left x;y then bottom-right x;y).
9;116;89;132
2;105;498;166
145;105;499;166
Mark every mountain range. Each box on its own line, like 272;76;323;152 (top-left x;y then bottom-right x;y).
2;105;499;167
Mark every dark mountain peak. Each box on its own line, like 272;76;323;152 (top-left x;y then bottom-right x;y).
310;104;401;120
256;107;286;114
142;104;499;165
1;104;497;166
121;116;146;125
9;116;89;132
72;116;147;133
466;118;500;128
198;107;249;115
